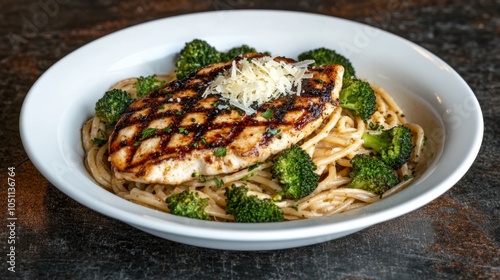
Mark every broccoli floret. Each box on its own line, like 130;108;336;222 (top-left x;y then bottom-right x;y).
133;75;166;97
221;44;257;61
339;78;376;121
166;190;212;221
94;89;134;124
175;39;222;79
347;154;399;195
298;47;356;78
271;145;319;200
225;185;284;223
362;125;413;169
299;48;375;121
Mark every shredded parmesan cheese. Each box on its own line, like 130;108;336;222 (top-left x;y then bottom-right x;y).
203;56;314;115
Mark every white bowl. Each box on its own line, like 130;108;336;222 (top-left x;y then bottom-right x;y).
20;10;483;250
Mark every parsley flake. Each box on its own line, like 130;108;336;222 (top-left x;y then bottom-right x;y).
248;162;264;171
201;137;208;146
141;128;157;139
266;127;281;136
92;138;107;146
214;147;227;157
262;108;273;120
213;177;224;187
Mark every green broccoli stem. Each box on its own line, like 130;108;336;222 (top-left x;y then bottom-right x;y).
362;132;390;152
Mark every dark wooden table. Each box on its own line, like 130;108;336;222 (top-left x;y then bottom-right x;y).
1;0;499;279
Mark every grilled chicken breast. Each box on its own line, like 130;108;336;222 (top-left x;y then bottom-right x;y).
108;53;344;185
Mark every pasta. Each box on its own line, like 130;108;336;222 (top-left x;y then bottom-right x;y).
82;74;425;222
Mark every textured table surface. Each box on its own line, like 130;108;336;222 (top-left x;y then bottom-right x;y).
0;0;499;279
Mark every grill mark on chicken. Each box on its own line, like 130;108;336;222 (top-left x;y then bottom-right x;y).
108;53;344;184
